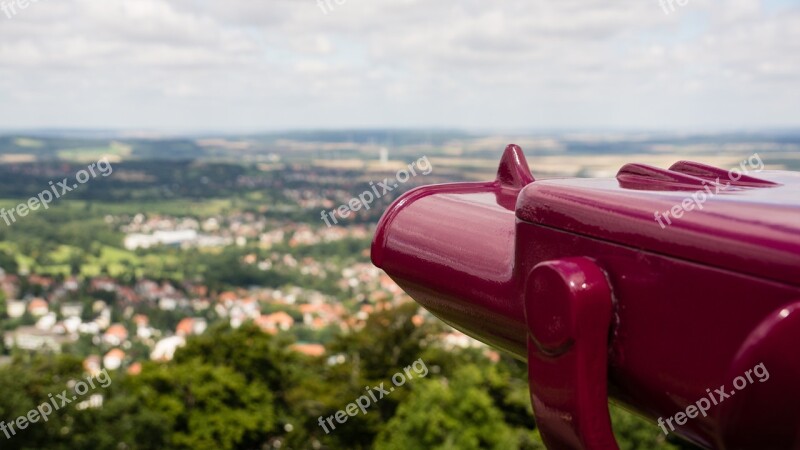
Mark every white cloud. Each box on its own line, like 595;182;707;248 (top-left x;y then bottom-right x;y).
0;0;797;130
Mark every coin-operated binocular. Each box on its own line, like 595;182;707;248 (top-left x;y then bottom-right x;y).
372;144;800;449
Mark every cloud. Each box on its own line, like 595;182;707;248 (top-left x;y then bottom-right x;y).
0;0;797;130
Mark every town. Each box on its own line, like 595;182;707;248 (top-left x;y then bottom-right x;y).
0;131;795;448
0;153;488;394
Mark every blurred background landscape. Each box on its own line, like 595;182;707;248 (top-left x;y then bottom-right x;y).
0;129;798;449
1;0;798;449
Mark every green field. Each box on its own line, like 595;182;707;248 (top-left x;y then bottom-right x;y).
56;141;133;162
0;198;235;217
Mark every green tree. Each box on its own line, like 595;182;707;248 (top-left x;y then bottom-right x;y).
0;248;19;274
0;354;89;450
126;360;276;450
172;323;303;446
375;364;523;450
610;403;685;450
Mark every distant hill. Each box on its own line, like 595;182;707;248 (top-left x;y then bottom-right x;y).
0;130;798;169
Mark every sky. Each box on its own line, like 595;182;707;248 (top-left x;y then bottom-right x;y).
0;0;798;132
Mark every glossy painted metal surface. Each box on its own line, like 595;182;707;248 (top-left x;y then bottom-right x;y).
517;165;800;286
371;144;800;449
525;258;617;449
372;145;534;358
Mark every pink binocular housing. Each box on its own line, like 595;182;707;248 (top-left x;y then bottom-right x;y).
372;144;800;449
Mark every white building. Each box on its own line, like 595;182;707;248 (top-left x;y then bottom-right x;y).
4;327;73;352
6;300;26;319
35;313;57;330
124;230;198;250
103;348;125;370
151;336;186;361
60;302;84;318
